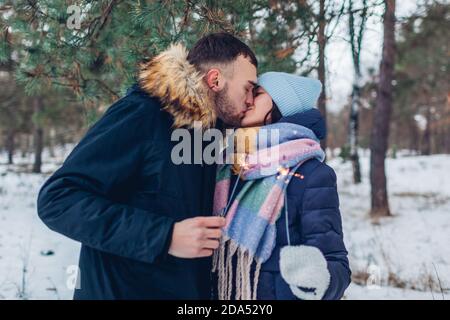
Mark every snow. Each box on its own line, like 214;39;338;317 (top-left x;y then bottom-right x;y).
0;146;449;299
328;152;450;300
0;146;80;300
344;283;447;300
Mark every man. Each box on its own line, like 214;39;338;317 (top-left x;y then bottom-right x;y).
37;33;258;299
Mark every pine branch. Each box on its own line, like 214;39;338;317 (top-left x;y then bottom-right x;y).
0;5;13;11
89;0;119;44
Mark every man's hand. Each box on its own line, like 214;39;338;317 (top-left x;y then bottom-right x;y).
168;216;225;258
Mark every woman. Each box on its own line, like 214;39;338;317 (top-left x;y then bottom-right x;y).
212;72;351;300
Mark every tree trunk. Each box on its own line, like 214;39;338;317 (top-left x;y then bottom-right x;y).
422;107;431;155
48;128;56;158
349;81;362;184
408;118;419;153
446;119;450;154
318;0;327;152
347;0;368;184
32;97;44;173
20;134;27;158
370;0;395;218
6;129;15;164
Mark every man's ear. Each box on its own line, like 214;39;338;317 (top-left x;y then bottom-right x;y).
205;68;225;92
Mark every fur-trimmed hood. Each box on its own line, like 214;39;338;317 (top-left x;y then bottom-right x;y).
138;44;216;129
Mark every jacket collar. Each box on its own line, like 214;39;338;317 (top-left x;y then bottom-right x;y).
138;44;216;129
277;108;327;140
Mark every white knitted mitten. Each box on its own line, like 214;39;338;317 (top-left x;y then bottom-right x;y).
279;245;330;300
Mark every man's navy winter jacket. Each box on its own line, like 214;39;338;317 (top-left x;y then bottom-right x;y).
37;45;218;299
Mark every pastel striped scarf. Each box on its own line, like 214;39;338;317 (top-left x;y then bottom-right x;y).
212;122;325;300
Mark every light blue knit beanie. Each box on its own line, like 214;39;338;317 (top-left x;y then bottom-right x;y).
257;72;322;117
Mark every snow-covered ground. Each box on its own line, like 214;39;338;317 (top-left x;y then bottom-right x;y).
0;147;449;299
0;146;80;300
328;151;450;300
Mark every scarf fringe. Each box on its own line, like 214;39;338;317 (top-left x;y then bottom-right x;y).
214;238;262;300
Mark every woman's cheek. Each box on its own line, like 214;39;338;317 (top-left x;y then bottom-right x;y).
263;95;272;112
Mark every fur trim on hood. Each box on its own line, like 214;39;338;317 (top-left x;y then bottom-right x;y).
138;44;216;129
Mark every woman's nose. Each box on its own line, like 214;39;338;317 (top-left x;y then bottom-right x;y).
245;91;254;107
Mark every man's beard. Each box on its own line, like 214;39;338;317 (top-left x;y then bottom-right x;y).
214;84;243;128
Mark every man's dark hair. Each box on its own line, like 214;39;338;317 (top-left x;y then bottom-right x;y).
187;32;258;71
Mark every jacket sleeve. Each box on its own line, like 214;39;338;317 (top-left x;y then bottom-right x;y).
300;164;351;300
37;102;175;264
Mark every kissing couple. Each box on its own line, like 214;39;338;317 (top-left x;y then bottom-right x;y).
38;32;350;300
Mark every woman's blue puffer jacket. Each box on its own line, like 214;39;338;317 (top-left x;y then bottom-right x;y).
228;108;351;300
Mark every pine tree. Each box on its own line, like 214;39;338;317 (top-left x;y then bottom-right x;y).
394;2;449;155
2;1;258;104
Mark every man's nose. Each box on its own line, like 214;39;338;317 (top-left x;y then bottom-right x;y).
245;91;254;107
